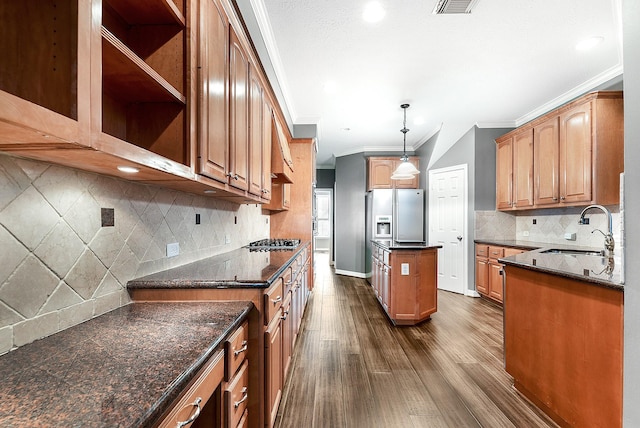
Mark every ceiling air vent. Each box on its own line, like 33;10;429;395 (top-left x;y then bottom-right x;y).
432;0;479;14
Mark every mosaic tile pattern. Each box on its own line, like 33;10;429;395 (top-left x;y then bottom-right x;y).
0;154;269;354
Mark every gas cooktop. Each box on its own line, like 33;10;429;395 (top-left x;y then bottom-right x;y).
248;239;301;251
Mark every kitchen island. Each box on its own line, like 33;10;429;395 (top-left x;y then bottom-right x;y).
370;240;441;325
0;301;252;427
500;248;623;428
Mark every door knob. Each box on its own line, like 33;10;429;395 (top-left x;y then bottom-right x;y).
457;236;463;241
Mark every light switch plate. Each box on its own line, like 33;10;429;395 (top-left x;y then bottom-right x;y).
166;242;180;257
225;235;231;244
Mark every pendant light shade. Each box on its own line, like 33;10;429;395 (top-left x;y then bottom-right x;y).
391;104;420;179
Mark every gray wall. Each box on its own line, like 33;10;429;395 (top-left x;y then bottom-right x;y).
475;128;512;210
316;169;335;189
624;1;640;424
334;153;367;275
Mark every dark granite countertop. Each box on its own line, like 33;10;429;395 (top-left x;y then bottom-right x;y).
474;239;623;290
372;240;442;251
473;239;548;250
0;301;252;428
500;248;623;290
128;241;309;289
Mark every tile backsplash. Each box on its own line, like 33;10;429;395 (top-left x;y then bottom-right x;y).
0;154;269;354
476;207;622;248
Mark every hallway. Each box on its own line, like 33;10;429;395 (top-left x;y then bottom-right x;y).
274;252;556;427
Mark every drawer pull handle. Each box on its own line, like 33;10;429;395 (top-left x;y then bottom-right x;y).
176;397;202;427
234;387;248;409
271;296;282;304
281;310;289;320
234;341;248;356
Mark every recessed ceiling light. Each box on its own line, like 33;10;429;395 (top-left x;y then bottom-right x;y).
342;127;351;131
363;1;386;23
117;166;140;174
576;36;604;51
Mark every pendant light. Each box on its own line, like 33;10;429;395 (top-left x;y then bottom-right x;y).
390;103;420;179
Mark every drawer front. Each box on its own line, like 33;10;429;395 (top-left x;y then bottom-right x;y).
225;322;249;381
488;246;505;259
264;279;284;325
158;350;225;428
475;244;489;258
282;266;293;294
225;360;249;428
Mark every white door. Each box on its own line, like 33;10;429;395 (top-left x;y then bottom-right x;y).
428;164;468;294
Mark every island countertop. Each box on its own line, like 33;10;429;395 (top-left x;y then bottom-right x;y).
128;241;309;290
0;301;252;427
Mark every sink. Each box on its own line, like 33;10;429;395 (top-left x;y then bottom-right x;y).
541;248;605;256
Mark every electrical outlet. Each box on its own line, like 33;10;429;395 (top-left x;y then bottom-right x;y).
166;242;180;258
195;213;201;225
225;235;231;244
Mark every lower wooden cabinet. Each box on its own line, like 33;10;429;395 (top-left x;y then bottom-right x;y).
504;265;622;427
371;244;438;325
157;350;225;428
475;244;526;304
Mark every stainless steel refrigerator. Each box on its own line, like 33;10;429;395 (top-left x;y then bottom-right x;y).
365;188;425;279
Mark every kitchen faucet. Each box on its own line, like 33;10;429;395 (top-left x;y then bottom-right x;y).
578;204;614;256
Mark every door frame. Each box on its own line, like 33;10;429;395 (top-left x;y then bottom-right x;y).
428;163;470;296
314;188;333;263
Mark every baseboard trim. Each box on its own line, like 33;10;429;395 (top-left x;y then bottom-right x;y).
466;290;481;298
334;269;368;279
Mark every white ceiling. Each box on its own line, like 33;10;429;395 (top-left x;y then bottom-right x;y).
247;0;623;168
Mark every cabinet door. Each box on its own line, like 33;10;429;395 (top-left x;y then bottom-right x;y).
281;293;292;381
488;261;504;302
513;130;533;208
496;139;513;210
262;100;273;200
265;317;282;428
198;0;229;183
229;27;249;191
368;158;394;190
534;117;560;206
560;101;592;204
248;63;263;197
475;257;489;295
393;158;420;189
282;183;291;209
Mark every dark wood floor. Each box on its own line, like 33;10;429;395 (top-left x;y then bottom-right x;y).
275;252;557;428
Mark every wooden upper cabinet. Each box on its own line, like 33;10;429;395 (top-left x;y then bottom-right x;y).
271;117;294;184
0;0;87;150
534;116;560;206
99;0;188;165
368;158;394;189
262;100;273;201
229;26;249;191
368;157;420;190
495;139;513;210
198;0;229;183
497;91;623;211
248;63;263;197
559;102;592;204
512;130;534;208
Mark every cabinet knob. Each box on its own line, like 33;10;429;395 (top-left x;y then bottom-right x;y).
560;196;565;200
